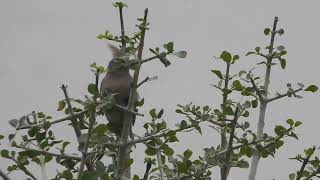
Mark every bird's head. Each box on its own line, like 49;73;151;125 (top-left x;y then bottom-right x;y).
107;44;130;74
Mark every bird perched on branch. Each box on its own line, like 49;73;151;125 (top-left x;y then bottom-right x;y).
100;44;135;137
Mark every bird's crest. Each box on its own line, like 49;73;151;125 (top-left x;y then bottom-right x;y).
108;44;121;58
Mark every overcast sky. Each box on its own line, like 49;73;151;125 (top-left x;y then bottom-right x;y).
1;0;319;179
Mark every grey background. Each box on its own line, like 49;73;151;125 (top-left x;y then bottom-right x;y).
1;0;319;179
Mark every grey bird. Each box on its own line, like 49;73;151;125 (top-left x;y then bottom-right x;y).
100;44;135;137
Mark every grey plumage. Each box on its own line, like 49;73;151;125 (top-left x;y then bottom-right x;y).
100;44;134;136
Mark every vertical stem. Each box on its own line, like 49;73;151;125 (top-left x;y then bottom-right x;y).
248;17;278;180
156;146;165;180
32;111;48;180
221;107;239;180
220;62;231;178
62;85;95;177
117;8;149;179
151;119;166;180
119;6;126;48
77;111;95;180
61;85;81;138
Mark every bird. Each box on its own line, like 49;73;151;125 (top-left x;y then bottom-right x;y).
100;44;135;137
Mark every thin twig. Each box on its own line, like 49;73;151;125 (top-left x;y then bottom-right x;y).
137;76;149;88
61;85;82;138
296;147;315;180
114;104;144;116
266;88;303;103
17;110;87;130
11;158;37;180
77;111;95;180
141;54;163;64
14;145;82;160
250;78;264;102
119;5;126;48
142;161;152;180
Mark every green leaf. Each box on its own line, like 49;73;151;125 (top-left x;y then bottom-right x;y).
164;42;174;53
183;149;193;160
244;122;250;129
286;119;294;126
96;34;106;40
280;59;286;69
37;112;46;118
242;111;249;117
274;125;287;136
237;160;249;168
305;148;315;157
172;51;187;58
88;83;98;95
224;106;234;116
125;158;134;168
304;85;318;92
232;80;244;91
145;147;157;156
62;170;73;180
294;121;303;127
220;51;232;63
251;99;258;108
278;28;285;36
133;175;140;180
289;173;296;180
180;120;188;129
149;108;157;119
136;98;144;106
277;45;285;51
157;109;164;119
1;150;10;159
264;28;271;35
162;145;174;156
113;2;128;8
211;70;224;79
94;124;108;135
57;100;66;111
233;55;239;61
289;132;298;140
255;47;260;53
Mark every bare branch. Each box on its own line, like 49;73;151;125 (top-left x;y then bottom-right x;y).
137;76;150;88
61;85;82;138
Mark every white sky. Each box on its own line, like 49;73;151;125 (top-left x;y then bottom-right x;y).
0;0;319;179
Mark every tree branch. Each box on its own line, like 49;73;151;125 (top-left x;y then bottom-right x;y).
221;107;239;180
0;169;11;180
142;161;152;180
61;85;82;138
14;145;82;161
117;7;149;180
250;78;264;102
17;110;87;130
296;147;315;180
266;88;303;103
249;16;279;180
77;110;96;180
